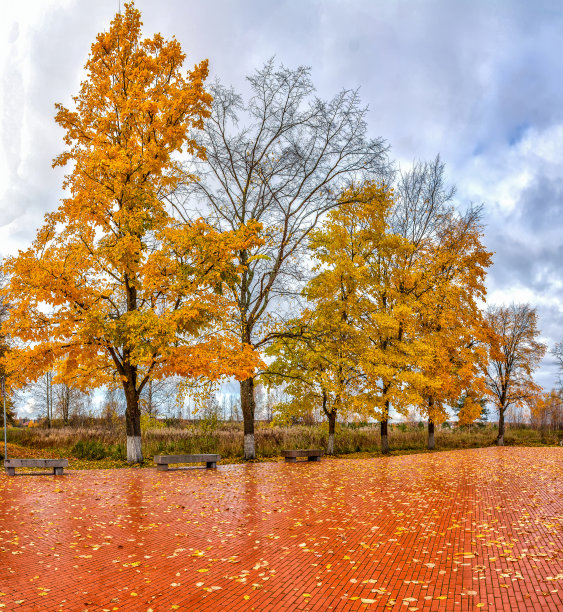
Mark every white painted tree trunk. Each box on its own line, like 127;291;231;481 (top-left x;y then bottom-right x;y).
127;435;143;463
327;432;335;455
244;433;255;460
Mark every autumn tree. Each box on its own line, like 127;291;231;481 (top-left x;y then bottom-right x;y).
329;160;459;453
455;394;489;425
529;388;563;433
413;209;491;449
352;211;433;453
1;3;261;462
484;303;546;445
269;181;429;454
179;60;389;458
385;157;488;448
268;158;492;454
0;269;16;428
265;303;359;454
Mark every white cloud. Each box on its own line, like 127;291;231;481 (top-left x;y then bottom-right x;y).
17;396;36;417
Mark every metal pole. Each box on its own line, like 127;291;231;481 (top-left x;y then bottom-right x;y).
2;376;7;462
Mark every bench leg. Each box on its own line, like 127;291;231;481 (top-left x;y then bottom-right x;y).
308;456;321;461
206;461;217;469
157;464;169;471
54;467;64;475
6;467;15;476
284;456;296;463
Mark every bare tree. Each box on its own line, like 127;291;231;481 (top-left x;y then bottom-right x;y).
100;388;126;427
264;386;282;422
553;341;563;391
54;383;87;425
67;391;96;427
179;60;389;458
228;394;241;422
139;377;180;420
391;156;456;242
29;372;54;428
484;304;546;445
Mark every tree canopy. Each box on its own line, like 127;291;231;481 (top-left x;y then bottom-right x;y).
1;3;261;461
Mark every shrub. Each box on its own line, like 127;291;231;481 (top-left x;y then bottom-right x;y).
140;413;165;433
72;440;109;460
110;444;126;460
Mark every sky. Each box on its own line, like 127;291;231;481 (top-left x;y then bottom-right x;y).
1;0;562;413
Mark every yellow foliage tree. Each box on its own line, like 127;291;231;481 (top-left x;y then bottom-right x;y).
268;168;494;454
1;3;262;462
336;183;437;453
413;208;492;448
269;182;435;454
530;389;563;432
265;276;360;454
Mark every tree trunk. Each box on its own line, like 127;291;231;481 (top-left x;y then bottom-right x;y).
428;419;435;450
61;384;70;425
240;377;256;459
147;380;154;419
497;407;505;446
380;419;389;454
46;372;52;429
327;411;336;455
125;383;142;463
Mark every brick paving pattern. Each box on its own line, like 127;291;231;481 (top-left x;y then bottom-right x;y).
0;447;561;611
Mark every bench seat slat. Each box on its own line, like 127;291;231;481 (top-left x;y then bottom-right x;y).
5;459;68;468
153;454;221;470
153;454;220;464
5;458;68;476
281;450;322;457
282;449;322;463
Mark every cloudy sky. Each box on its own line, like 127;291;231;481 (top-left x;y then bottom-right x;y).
1;0;562;395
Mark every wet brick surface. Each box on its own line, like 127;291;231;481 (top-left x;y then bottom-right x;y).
0;447;561;611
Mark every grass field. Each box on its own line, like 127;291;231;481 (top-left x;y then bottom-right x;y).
3;421;560;469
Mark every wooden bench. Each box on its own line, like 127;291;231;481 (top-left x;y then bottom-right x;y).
153;454;221;471
5;458;68;476
282;449;322;463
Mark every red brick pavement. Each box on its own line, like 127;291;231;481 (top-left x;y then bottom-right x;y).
0;447;561;611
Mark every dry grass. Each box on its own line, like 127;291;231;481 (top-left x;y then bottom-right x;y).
4;422;560;468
